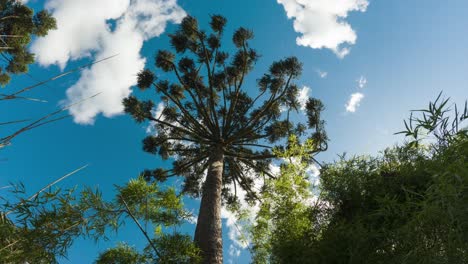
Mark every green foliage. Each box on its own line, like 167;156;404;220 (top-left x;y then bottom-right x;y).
0;0;57;86
1;176;198;263
115;178;183;225
145;233;202;264
96;243;145;264
1;184;83;263
250;96;468;263
251;136;318;264
95;236;202;264
396;92;468;148
96;233;201;264
312;134;468;264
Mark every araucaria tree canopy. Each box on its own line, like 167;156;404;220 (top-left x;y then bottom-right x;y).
0;0;56;86
124;15;327;263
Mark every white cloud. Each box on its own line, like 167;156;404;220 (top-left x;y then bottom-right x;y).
222;207;249;248
316;69;328;78
279;85;310;113
146;102;165;133
277;0;369;58
357;75;367;88
345;92;364;112
222;207;247;264
31;0;186;124
269;163;281;175
297;86;310;111
187;215;198;225
228;244;241;259
221;168;260;250
31;0;130;69
220;165;267;263
145;102;195;153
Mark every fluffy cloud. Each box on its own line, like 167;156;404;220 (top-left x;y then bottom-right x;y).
228;245;241;261
357;75;367;88
316;69;328;78
277;0;369;58
297;86;310;111
279;85;310;113
146;102;165;134
220;165;264;262
345;92;364;112
31;0;186;124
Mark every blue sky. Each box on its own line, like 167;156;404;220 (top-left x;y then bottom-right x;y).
2;0;468;263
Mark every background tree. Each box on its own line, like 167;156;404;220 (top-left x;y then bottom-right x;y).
250;135;320;264
0;0;56;86
124;15;327;263
250;95;468;264
95;243;146;264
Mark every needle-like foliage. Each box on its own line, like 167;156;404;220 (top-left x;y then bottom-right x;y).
1;175;195;263
0;0;56;86
124;14;327;204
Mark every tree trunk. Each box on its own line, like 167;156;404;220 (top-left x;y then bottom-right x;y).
194;146;224;264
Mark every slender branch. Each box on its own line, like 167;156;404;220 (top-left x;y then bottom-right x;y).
227;74;293;142
0;240;20;252
23;115;69;131
232;142;273;149
5;164;88;216
1;93;100;144
0;119;30;126
0;94;47;102
239;158;276;180
157;152;209;179
157;102;204;139
161;51;215;132
223;43;251;136
148;116;212;145
236;42;249;89
197;30;221;135
232;162;260;201
153;80;212;137
119;195;163;260
0;15;20;21
1;54;118;100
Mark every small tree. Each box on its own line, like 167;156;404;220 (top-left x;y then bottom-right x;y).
250;136;319;264
124;15;326;263
0;0;56;86
1;175;196;263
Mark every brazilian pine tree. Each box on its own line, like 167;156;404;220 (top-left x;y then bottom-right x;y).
124;15;327;264
0;0;56;86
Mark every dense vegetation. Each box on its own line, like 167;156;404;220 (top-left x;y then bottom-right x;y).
250;96;468;264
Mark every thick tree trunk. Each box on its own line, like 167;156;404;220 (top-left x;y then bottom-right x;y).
194;146;224;264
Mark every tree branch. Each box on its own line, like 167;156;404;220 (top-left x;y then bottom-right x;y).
119;195;163;260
